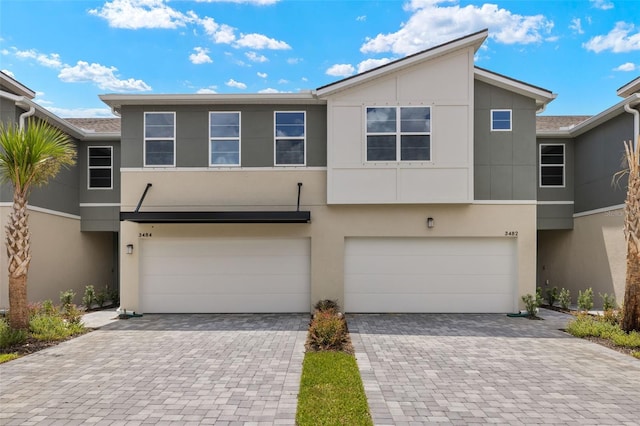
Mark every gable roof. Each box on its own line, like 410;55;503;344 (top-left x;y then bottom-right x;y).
65;118;121;133
617;76;640;98
0;71;35;99
316;29;489;97
474;67;556;111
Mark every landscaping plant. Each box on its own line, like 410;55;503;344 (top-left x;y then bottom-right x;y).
578;288;594;311
522;291;542;318
83;285;95;309
59;289;75;308
94;287;108;308
600;292;617;311
558;288;571;310
546;286;559;307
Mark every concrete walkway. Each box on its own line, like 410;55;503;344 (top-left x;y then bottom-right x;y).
349;309;640;425
0;314;308;425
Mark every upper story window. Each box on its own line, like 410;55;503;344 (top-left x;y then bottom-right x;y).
366;106;431;162
275;111;305;165
491;109;512;131
540;144;565;187
210;112;240;166
88;146;112;189
144;112;175;167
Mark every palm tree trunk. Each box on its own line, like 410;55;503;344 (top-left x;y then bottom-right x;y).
6;192;31;330
622;138;640;332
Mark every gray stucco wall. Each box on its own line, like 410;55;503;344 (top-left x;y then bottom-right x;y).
474;80;537;200
574;112;633;213
121;104;327;168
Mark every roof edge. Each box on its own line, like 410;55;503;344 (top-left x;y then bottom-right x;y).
474;67;556;108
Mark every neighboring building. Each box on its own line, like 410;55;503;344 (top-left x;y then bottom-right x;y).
1;30;638;312
0;71;119;306
537;77;640;306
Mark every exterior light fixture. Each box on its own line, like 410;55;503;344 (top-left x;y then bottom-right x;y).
126;244;134;255
427;217;435;228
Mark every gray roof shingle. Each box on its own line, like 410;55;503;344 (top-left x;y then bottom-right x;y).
65;118;121;133
536;115;591;132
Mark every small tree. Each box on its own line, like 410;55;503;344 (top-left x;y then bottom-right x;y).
617;138;640;332
0;119;75;330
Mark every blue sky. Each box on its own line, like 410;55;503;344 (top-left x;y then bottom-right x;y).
1;0;639;118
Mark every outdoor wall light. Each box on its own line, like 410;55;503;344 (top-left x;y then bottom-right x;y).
126;244;134;255
427;217;435;228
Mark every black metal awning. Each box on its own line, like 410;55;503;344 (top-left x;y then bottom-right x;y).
120;210;311;224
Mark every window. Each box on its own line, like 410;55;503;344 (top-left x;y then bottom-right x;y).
491;109;512;131
88;146;112;189
210;112;240;166
366;106;431;161
540;144;565;187
275;111;305;165
144;112;175;166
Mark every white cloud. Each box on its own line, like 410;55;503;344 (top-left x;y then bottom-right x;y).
225;78;247;89
584;22;640;53
1;69;14;78
246;51;268;62
196;0;279;4
234;33;291;50
189;47;213;64
326;63;355;77
361;0;554;55
287;57;302;64
196;86;218;93
569;18;584;35
357;57;394;73
89;0;191;29
13;48;64;69
356;15;366;22
613;62;638;72
49;107;115;118
58;61;152;92
278;78;289;84
1;49;9;55
258;87;280;93
257;71;268;78
590;0;614;10
199;17;237;44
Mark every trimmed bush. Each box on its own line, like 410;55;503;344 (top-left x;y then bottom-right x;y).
558;288;571;310
0;318;27;348
546;286;559;307
314;299;340;314
522;291;542;318
308;311;347;351
578;288;594;311
83;285;95;309
600;293;617;311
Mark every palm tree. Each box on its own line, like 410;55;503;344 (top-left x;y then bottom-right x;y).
0;119;75;330
620;137;640;332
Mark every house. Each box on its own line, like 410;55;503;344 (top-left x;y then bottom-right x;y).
536;77;640;304
0;71;119;305
1;29;638;313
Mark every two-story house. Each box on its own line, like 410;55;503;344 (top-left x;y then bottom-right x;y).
99;29;556;314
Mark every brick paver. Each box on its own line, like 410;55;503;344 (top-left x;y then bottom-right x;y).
0;314;307;425
349;309;640;425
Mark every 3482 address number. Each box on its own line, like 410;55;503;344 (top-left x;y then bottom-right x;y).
505;231;518;237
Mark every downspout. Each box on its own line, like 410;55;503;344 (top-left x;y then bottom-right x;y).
0;89;35;130
18;105;35;130
624;101;639;151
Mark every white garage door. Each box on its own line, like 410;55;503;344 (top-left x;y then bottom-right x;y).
140;237;310;313
345;237;517;313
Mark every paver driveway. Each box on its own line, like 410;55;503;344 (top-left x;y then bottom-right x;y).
0;314;308;425
349;309;640;425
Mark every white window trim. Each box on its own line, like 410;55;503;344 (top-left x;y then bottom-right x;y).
87;146;113;190
364;105;432;163
539;143;565;188
209;111;241;167
274;111;306;166
144;111;176;167
490;109;512;132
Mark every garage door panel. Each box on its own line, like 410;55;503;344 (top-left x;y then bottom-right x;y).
345;237;516;313
350;293;514;313
346;274;513;294
140;237;310;313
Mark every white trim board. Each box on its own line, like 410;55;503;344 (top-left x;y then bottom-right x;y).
473;200;537;205
537;201;574;205
79;203;121;207
573;204;625;218
121;167;327;172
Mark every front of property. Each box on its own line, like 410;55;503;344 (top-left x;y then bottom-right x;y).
1;29;638;313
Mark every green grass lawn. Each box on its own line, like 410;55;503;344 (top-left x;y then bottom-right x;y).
296;351;373;426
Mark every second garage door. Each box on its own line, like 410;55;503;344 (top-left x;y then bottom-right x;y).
345;237;517;313
140;237;310;313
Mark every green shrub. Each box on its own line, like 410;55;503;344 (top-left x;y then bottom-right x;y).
610;330;640;348
108;286;119;306
558;288;571;310
30;314;73;341
578;288;594;311
62;304;84;325
59;289;75;308
94;287;108;308
0;318;27;348
314;299;340;314
600;293;617;311
0;353;19;363
82;285;95;309
308;311;347;351
522;291;542;317
633;352;640;359
545;286;559;307
566;314;620;338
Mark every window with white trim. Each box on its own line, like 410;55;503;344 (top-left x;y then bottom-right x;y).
210;112;240;166
540;144;565;187
275;111;305;165
491;109;512;131
366;106;431;161
144;112;175;166
88;146;112;189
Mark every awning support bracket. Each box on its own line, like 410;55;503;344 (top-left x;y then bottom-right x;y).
135;183;152;213
297;182;302;212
